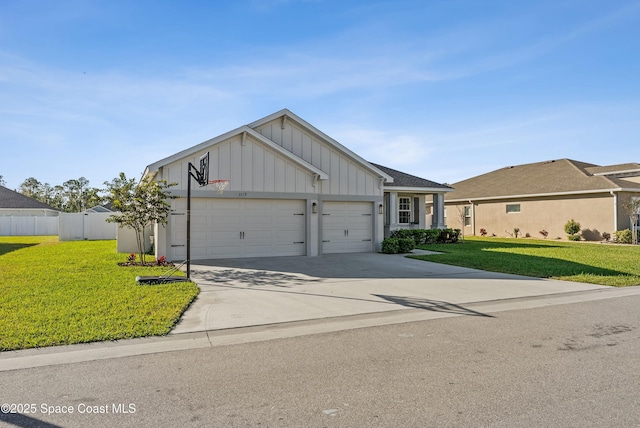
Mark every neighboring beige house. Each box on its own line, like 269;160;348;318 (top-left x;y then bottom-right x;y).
144;109;451;261
428;159;640;241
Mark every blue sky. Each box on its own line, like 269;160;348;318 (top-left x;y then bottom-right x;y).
1;0;639;191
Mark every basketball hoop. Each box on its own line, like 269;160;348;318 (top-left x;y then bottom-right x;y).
208;179;229;194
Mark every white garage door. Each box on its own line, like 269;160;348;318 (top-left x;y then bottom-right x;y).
322;201;373;254
170;199;306;260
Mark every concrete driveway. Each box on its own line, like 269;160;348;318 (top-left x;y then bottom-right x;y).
172;251;605;334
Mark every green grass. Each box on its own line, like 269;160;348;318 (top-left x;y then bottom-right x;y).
0;236;199;351
411;237;640;287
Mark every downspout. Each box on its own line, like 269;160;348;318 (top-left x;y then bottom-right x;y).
469;200;475;236
611;191;618;233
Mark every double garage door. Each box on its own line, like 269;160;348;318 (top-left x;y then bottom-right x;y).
170;199;373;260
170;199;306;261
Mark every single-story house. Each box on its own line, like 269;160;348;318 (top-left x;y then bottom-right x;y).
0;186;59;217
144;109;451;261
0;185;60;236
431;159;640;241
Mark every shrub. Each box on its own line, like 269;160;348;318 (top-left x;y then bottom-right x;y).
602;232;611;241
425;229;440;244
513;228;520;238
411;229;427;245
616;229;632;244
564;219;581;240
397;238;415;253
390;229;412;240
567;234;581;241
479;228;487;237
381;238;400;254
389;228;462;246
539;229;548;238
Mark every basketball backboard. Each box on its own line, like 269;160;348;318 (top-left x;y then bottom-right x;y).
198;152;209;186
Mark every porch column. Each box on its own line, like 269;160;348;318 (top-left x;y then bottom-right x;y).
431;193;446;229
389;192;398;226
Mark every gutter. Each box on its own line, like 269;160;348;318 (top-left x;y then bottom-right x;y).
446;187;636;203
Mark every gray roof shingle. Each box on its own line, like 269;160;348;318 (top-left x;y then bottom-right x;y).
370;163;452;190
0;186;59;210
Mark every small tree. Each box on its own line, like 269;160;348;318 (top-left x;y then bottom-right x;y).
564;219;581;241
104;173;176;264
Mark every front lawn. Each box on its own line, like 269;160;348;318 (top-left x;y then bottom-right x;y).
0;236;199;351
412;237;640;287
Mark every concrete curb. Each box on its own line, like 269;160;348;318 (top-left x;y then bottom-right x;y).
2;286;639;372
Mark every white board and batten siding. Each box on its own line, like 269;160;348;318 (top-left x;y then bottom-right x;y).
151;111;388;261
169;198;306;261
255;120;382;197
164;134;317;194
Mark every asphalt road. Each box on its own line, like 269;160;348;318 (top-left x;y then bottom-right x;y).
2;295;640;428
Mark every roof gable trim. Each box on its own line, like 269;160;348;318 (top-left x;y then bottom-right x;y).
145;126;329;180
248;109;394;183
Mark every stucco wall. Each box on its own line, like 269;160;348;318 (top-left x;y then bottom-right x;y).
447;193;616;241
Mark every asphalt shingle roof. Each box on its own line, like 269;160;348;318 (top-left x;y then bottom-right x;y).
446;159;640;201
0;186;59;210
370;163;452;190
585;163;640;175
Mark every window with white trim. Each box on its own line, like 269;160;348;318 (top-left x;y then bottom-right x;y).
506;204;521;213
464;206;471;226
398;197;411;224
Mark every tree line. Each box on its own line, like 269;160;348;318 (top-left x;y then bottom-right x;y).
2;172;177;262
1;174;144;214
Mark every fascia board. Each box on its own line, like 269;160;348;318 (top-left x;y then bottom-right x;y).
144;126;329;180
384;186;454;193
445;188;639;203
248;109;394;183
144;126;250;174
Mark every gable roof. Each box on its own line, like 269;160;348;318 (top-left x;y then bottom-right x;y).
447;159;640;202
144;125;329;180
370;163;452;192
0;186;59;210
248;109;393;183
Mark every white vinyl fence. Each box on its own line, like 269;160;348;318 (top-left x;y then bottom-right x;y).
0;216;59;236
58;212;117;241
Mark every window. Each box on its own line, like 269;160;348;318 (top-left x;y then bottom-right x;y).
506;204;521;213
464;206;471;226
398;197;411;224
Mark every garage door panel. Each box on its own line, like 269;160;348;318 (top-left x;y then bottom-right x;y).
322;202;372;254
171;198;306;260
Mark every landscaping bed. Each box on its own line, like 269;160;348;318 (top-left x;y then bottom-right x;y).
0;236;199;351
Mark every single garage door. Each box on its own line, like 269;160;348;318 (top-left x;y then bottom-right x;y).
322;201;373;254
170;199;306;260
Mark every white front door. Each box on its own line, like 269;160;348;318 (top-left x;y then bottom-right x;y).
321;201;373;254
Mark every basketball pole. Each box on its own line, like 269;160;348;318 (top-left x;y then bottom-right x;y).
187;167;192;280
186;159;206;280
